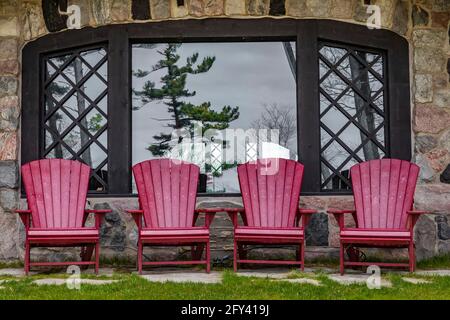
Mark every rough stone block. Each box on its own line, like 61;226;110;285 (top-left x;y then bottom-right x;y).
0;132;17;160
110;0;130;21
0;188;18;211
330;0;354;19
0;95;19;131
92;0;111;25
22;2;47;40
412;4;429;27
0;39;17;61
0;60;19;76
189;0;204;16
205;0;224;16
414;104;450;134
0;161;18;188
413;29;447;48
247;0;269;15
0;17;18;37
152;0;171;19
225;0;246;15
415;135;437;153
414;47;447;73
434;89;450;109
392;0;409;35
436;215;450;240
305;212;328;246
415;214;437;261
0;76;17;97
414;74;433;103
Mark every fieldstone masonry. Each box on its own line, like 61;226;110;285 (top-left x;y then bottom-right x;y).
0;0;449;264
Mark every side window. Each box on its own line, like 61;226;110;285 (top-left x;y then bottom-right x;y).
42;46;109;193
318;43;387;191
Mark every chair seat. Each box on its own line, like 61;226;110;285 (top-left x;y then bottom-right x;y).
341;229;411;238
235;227;304;238
140;227;209;238
28;228;99;238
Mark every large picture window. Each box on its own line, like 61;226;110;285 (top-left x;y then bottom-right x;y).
21;19;411;196
131;42;297;193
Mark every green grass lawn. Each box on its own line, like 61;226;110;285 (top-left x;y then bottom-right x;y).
0;255;449;300
0;270;449;300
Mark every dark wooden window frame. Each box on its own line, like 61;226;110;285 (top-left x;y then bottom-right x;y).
21;18;411;197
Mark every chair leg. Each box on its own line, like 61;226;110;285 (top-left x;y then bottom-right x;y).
24;241;30;276
195;244;205;260
205;241;211;274
137;239;143;275
300;241;305;272
95;242;100;275
340;242;345;275
233;239;238;272
409;242;415;272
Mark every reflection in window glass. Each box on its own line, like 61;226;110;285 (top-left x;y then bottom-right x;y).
319;44;386;191
132;42;297;193
43;47;108;192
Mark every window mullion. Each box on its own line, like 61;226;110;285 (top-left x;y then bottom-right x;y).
297;21;321;194
108;28;131;194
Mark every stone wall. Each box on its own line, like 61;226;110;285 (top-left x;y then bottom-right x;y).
0;0;449;263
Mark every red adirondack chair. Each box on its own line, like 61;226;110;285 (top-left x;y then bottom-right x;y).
328;159;427;274
128;159;212;274
233;158;316;271
16;159;110;274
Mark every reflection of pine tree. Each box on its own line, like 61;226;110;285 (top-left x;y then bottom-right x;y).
133;44;239;156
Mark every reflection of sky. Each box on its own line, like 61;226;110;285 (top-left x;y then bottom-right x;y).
131;42;297;167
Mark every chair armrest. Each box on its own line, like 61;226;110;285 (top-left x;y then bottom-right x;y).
327;209;356;214
15;209;32;229
407;210;430;230
195;207;244;228
126;209;144;229
407;210;429;215
297;208;317;228
84;209;111;228
327;209;357;230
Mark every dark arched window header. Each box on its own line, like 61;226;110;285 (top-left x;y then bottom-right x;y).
22;19;411;197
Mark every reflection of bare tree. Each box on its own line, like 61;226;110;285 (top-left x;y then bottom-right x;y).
319;46;385;188
73;58;92;165
251;103;296;148
349;52;379;159
46;51;107;166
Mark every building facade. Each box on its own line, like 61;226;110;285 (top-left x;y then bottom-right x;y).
0;0;449;264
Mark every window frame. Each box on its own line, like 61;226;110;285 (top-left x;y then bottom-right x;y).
21;18;411;197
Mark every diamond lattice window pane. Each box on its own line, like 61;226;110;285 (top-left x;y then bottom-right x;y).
47;75;72;102
81;48;106;68
42;46;109;192
321;71;348;100
84;108;107;135
82;74;107;101
319;43;387;191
